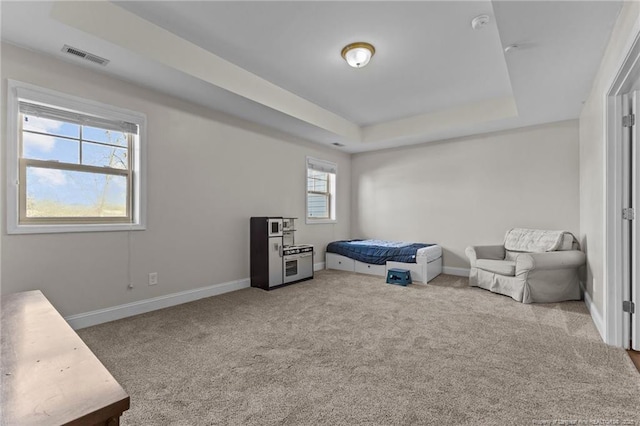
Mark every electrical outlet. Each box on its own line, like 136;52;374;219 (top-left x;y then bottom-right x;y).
148;272;158;286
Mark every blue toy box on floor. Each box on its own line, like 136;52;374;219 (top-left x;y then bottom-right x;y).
386;268;412;286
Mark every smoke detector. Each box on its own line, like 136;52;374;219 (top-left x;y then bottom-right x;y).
471;15;490;30
61;45;110;66
504;44;520;53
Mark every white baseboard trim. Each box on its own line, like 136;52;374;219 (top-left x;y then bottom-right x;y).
65;278;250;330
314;262;325;271
581;284;606;342
443;266;469;277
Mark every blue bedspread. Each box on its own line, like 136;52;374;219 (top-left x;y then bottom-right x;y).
326;239;433;265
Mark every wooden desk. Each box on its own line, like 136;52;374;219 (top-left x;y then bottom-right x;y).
1;290;129;425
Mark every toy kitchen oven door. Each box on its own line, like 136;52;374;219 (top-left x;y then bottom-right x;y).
282;245;314;284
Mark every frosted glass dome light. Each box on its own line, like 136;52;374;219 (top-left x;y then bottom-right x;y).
341;42;375;68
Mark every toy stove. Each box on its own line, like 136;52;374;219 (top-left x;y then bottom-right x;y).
250;217;314;290
282;244;314;284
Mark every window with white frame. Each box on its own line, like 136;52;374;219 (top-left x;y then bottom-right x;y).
7;80;146;234
306;157;336;223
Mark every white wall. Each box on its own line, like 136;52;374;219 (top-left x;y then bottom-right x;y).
0;43;350;317
351;120;580;270
579;2;640;318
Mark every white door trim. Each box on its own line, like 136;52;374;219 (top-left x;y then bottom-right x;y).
604;28;640;347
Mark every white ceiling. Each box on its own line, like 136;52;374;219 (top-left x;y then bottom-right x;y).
0;1;622;153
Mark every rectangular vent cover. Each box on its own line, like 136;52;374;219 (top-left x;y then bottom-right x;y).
61;45;110;66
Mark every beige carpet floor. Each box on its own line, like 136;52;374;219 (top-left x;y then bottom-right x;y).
78;271;640;425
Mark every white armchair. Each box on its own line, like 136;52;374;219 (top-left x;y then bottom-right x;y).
465;229;586;303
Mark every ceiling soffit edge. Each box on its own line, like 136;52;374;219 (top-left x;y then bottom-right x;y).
362;96;519;144
50;0;361;141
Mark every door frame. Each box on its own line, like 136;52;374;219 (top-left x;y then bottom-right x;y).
605;29;640;347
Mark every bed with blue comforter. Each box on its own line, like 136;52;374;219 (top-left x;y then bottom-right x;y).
326;239;434;265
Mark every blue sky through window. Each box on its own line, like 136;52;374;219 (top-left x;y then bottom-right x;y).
23;133;80;163
22;114;129;215
83;126;127;146
26;167;126;213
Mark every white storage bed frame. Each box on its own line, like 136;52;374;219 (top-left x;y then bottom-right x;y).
325;245;443;284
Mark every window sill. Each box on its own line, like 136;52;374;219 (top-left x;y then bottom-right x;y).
8;222;146;235
306;219;337;225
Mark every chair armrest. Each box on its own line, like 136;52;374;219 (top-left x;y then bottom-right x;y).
465;245;505;266
515;250;586;273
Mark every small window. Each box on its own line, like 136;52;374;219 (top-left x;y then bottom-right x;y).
306;157;336;223
7;80;146;234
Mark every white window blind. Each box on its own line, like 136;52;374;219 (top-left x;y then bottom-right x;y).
307;157;337;174
19;101;139;135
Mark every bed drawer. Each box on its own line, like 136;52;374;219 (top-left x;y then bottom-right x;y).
326;253;355;272
354;261;386;276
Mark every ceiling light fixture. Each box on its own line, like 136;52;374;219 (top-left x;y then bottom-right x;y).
341;42;375;68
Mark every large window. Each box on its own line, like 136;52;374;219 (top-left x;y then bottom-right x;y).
306;157;336;223
7;80;146;234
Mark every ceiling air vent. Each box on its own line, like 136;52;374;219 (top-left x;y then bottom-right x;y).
61;45;110;66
